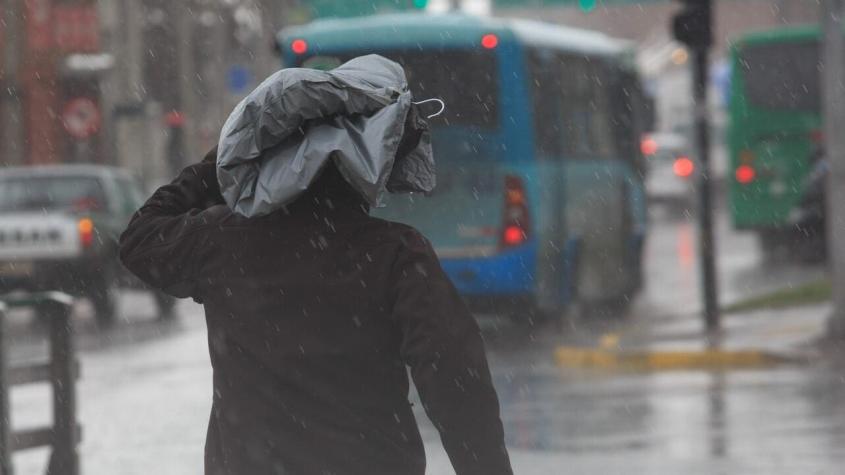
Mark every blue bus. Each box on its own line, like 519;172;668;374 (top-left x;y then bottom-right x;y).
278;14;649;320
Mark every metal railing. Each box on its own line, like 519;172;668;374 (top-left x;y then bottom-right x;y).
0;292;80;475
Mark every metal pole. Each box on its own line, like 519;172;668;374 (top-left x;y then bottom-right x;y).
46;301;78;475
823;0;845;339
691;20;720;332
0;302;11;475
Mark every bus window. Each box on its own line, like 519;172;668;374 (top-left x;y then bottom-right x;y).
556;55;618;160
527;48;563;160
740;41;820;112
584;60;618;159
611;69;648;173
296;50;499;129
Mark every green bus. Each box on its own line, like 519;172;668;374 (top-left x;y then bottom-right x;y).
728;26;823;251
278;14;650;318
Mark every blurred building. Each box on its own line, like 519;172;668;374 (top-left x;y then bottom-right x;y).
102;0;293;186
0;0;298;186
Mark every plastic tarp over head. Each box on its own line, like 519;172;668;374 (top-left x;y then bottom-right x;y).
217;54;435;217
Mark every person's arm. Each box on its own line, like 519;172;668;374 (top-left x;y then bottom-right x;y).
390;229;512;475
119;149;224;298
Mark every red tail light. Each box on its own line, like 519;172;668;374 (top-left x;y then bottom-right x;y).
641;136;658;156
481;34;499;49
291;39;308;55
78;218;94;247
500;175;529;248
673;156;695;178
735;165;755;184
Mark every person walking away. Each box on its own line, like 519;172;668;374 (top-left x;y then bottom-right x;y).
119;55;512;474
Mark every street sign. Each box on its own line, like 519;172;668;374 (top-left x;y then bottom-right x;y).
227;65;252;94
62;98;101;140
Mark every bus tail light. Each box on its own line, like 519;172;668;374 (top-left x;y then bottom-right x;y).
481;34;499;49
291;39;308;55
735;165;756;184
500;175;529;248
78;218;94;248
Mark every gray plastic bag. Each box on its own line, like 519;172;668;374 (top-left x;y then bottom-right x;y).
217;54;435;217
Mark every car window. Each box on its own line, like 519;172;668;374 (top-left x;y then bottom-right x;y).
0;175;107;213
114;176;147;215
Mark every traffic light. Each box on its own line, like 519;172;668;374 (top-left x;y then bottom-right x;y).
579;0;597;13
671;0;712;49
412;0;428;8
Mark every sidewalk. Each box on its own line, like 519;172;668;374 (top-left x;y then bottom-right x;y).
555;302;831;371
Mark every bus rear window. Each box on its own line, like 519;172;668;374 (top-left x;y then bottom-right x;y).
740;41;820;112
297;50;499;128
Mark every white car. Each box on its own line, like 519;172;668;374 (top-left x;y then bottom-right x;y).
642;132;695;209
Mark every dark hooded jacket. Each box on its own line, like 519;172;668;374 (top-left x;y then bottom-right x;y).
118;150;512;475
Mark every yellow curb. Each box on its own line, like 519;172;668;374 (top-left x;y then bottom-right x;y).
554;346;789;371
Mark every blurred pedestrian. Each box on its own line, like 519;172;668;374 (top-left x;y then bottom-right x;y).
119;55;512;475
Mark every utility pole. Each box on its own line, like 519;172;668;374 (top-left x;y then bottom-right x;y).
823;0;845;339
1;0;24;166
672;0;719;332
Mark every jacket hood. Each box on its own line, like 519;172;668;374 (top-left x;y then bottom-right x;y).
216;54;435;218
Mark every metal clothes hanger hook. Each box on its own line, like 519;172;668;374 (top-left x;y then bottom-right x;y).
412;98;446;119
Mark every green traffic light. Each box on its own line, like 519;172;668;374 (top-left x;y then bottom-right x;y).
412;0;428;8
579;0;596;13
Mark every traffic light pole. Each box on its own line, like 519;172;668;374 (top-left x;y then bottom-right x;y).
672;0;719;332
692;45;720;332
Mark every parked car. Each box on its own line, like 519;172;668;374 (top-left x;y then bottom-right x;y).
0;165;175;325
642;131;695;211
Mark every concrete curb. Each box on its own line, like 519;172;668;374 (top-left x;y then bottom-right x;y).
554;346;801;371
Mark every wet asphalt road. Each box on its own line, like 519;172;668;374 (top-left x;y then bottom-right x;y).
9;206;845;474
